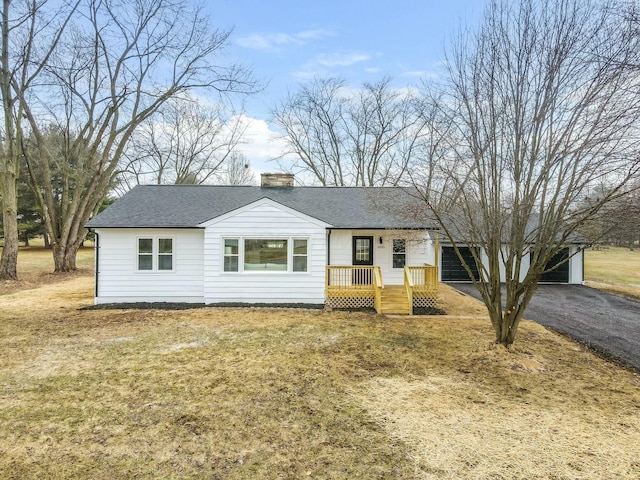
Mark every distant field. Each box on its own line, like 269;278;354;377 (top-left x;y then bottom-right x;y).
584;247;640;299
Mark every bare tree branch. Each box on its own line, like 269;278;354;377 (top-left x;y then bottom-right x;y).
416;0;640;347
271;76;425;186
16;0;256;272
120;95;247;185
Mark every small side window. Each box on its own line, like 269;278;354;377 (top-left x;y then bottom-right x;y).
158;238;173;270
293;239;308;272
138;238;153;270
223;239;239;272
392;239;406;268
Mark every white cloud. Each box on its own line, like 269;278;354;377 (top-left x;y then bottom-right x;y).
232;115;294;174
400;70;441;79
293;51;375;79
235;29;335;52
315;52;372;67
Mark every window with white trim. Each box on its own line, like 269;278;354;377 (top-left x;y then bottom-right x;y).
138;238;153;270
244;239;288;271
223;238;239;272
392;239;406;268
222;237;309;273
158;238;173;270
293;239;308;272
137;237;174;271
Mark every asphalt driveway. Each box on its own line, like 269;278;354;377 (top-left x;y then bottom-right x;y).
451;283;640;371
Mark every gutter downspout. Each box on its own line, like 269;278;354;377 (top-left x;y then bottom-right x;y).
326;229;332;289
93;230;99;300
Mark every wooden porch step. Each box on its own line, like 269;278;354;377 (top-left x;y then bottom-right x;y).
380;286;411;315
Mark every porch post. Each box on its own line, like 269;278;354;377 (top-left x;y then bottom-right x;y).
434;230;439;269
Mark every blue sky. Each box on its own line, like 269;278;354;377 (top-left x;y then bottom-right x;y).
207;0;485;175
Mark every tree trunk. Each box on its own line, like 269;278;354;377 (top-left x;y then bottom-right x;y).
0;167;18;280
52;242;80;272
0;0;18;281
495;311;519;348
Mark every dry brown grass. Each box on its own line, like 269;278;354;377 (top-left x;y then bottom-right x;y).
585;247;640;299
0;251;639;479
0;240;94;296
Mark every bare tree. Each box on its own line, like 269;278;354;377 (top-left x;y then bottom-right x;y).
17;0;255;272
120;95;247;186
272;76;425;186
578;182;640;247
416;0;640;347
220;152;255;185
0;0;78;280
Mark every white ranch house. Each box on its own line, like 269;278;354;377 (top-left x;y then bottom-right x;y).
86;173;585;314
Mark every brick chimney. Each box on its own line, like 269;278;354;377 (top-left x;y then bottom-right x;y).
260;172;294;187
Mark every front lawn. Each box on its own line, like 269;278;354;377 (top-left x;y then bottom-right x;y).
0;270;638;479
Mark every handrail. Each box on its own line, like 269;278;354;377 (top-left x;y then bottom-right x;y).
404;266;414;316
373;266;384;314
373;266;384;289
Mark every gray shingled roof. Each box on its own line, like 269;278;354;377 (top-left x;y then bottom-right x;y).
86;185;434;229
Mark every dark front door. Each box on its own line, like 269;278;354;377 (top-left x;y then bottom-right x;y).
352;236;374;285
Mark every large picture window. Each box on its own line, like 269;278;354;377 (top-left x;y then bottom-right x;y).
222;237;309;273
137;237;174;271
244;239;288;271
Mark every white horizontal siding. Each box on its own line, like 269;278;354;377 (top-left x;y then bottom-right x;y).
95;228;204;304
203;201;328;304
329;229;435;285
569;246;584;284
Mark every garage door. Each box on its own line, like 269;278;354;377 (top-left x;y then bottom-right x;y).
441;246;481;282
535;248;569;283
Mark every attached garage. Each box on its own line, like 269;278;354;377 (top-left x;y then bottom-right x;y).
535;248;570;283
441;246;481;282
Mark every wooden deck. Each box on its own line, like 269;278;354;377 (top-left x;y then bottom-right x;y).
325;265;438;314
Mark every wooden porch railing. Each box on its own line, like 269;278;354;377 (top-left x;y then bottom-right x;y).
404;265;439;311
326;266;384;313
405;265;438;289
326;265;376;289
326;265;437;313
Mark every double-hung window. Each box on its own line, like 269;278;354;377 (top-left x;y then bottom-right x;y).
138;239;153;270
137;237;174;271
293;239;308;272
223;239;239;272
158;239;173;270
392;239;406;268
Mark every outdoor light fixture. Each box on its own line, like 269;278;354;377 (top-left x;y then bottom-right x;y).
379;236;383;245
